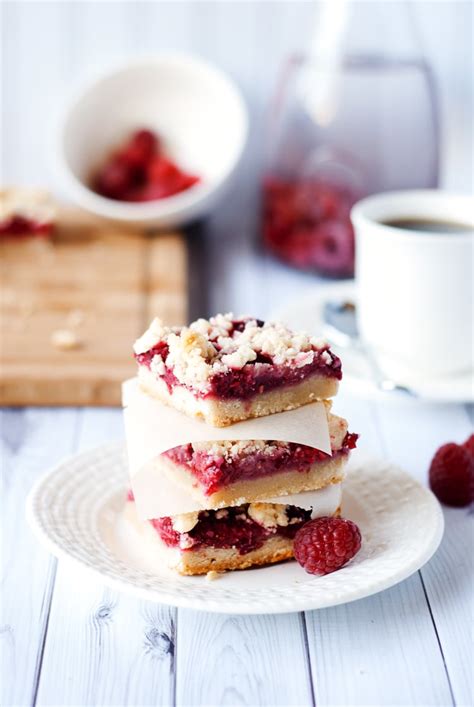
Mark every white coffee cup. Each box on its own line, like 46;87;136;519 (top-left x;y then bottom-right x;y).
351;190;474;382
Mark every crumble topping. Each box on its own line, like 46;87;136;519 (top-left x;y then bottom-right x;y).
190;413;348;460
179;535;195;550
134;317;168;355
171;511;200;533
192;439;286;459
321;350;333;365
248;503;298;529
166;330;218;386
220;344;257;369
215;509;229;519
0;188;55;225
329;416;348;448
134;313;336;391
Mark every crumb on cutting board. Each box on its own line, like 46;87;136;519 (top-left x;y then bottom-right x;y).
51;328;82;351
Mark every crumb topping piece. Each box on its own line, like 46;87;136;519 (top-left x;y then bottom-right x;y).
134;317;167;355
247;502;292;528
191;413;348;459
134;313;336;391
171;511;200;533
0;188;55;226
51;328;82;351
206;570;222;581
192;438;285;459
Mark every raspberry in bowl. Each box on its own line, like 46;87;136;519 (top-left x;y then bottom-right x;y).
91;128;201;202
56;54;248;229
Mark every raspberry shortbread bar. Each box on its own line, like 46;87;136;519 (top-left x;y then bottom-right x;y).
158;413;357;507
134;313;342;427
125;491;341;576
0;188;55;236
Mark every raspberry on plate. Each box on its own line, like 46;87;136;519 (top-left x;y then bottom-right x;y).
428;441;474;507
293;516;361;575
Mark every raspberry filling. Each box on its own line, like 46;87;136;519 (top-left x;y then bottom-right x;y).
209;351;340;399
0;215;52;237
150;504;312;555
164;432;357;495
135;318;342;401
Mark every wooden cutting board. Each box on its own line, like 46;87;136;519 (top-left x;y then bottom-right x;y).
0;208;187;406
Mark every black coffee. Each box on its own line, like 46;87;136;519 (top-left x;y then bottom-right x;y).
382;218;473;234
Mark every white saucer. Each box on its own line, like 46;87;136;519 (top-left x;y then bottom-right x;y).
26;443;443;614
271;281;474;403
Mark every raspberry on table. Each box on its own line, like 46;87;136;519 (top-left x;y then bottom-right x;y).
428;441;474;507
463;434;474;458
293;516;361;576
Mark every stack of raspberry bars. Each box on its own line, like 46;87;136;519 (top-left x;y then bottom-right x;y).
125;313;357;575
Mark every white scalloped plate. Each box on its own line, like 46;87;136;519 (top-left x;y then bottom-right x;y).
26;443;443;614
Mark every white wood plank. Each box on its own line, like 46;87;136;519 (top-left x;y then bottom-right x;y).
175;609;313;707
35;408;176;707
303;396;453;706
1;2;75;187
0;409;80;707
75;407;124;449
173;400;371;707
306;574;453;707
35;564;176;707
375;399;473;706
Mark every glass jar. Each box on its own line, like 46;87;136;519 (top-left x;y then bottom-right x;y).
262;4;439;277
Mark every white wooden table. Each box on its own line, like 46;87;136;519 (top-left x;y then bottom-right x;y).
2;237;473;706
2;3;473;704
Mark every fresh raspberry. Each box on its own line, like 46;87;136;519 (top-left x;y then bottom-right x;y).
131;129;159;155
119;129;158;168
463;434;474;458
428;442;474;507
293;517;361;575
308;219;355;276
92;129;200;201
95;159;132;199
147;155;181;185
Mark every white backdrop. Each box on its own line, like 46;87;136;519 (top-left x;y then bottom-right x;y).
1;0;473;193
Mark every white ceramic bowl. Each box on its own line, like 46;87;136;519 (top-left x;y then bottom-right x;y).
56;54;248;228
